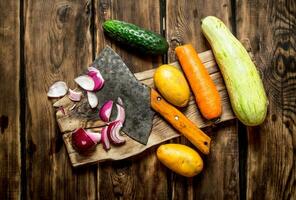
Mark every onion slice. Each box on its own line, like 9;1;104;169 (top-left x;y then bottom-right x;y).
107;120;125;144
88;66;100;74
58;106;65;115
86;130;101;143
115;103;125;124
74;75;95;91
72;128;96;153
87;71;104;91
99;100;113;122
87;91;98;108
117;97;123;106
68;89;82;102
101;126;110;150
47;81;68;98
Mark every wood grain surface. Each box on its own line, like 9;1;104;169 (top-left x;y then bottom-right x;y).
24;1;97;199
1;0;295;199
0;0;21;199
237;0;296;199
166;0;240;199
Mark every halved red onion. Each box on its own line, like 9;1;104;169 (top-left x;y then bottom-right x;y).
74;75;95;91
86;130;101;143
99;100;113;122
107;120;125;144
87;71;104;91
68;89;82;102
115;104;125;124
87;91;98;108
72;128;96;153
47;81;68;98
101;126;110;150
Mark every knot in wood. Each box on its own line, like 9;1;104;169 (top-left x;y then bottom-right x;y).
57;4;72;24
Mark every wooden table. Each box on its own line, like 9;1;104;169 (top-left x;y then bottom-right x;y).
0;0;295;199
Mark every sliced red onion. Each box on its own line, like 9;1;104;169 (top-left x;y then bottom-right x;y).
47;81;68;98
87;91;98;108
107;120;125;144
87;66;100;74
87;71;103;91
117;97;123;106
101;126;110;150
72;128;96;153
115;104;125;124
74;75;95;91
58;106;65;115
99;100;113;122
87;70;104;91
68;89;82;102
86;130;101;143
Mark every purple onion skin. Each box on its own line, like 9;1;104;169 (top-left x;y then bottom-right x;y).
99;100;113;122
72;128;96;154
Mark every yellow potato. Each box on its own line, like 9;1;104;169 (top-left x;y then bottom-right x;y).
154;65;190;107
156;144;203;177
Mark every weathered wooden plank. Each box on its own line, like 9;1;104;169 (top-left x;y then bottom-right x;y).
94;0;168;199
166;0;240;199
236;1;296;199
0;0;21;199
24;0;96;199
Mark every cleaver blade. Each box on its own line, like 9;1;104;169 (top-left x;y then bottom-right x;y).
90;46;155;145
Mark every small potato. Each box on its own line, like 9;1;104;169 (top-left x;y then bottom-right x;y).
154;65;190;107
156;144;203;177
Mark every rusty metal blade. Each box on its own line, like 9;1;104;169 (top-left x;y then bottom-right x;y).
90;46;154;144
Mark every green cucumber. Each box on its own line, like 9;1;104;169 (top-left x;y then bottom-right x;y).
201;16;268;126
103;20;168;55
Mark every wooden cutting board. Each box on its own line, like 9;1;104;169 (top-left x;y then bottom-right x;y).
53;50;235;167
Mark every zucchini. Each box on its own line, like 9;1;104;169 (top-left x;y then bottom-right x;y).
201;16;268;126
103;20;168;55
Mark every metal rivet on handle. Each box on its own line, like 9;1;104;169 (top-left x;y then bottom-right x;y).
157;96;161;101
174;115;179;120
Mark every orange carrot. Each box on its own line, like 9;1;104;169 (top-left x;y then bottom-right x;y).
175;44;222;120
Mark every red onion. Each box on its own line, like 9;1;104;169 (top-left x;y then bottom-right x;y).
115;104;125;124
117;97;123;106
72;128;96;153
107;120;125;144
74;75;95;91
87;71;104;91
99;100;113;122
47;81;68;98
101;126;110;150
68;89;82;102
87;91;98;108
88;66;101;74
86;130;101;143
58;106;65;115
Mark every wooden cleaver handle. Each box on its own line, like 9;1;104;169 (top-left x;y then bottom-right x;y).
150;89;211;155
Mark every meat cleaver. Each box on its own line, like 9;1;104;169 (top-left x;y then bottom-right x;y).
91;46;211;154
